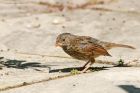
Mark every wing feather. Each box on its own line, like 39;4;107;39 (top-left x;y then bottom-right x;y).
79;43;111;56
73;36;111;56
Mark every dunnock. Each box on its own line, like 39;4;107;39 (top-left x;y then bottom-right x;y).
56;33;135;73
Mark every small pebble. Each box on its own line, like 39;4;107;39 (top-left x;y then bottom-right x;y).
73;84;76;86
23;82;28;85
112;18;116;21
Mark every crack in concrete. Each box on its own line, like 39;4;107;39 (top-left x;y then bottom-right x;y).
0;71;92;92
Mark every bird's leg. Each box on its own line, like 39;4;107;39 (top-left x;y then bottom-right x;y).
81;58;95;73
81;62;92;73
82;60;90;69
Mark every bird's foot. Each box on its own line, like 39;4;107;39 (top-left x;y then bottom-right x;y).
79;69;89;74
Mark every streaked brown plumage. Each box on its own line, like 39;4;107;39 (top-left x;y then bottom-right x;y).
55;33;135;73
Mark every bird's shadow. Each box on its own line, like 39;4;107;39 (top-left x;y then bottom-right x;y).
49;66;110;73
1;59;56;69
0;57;113;73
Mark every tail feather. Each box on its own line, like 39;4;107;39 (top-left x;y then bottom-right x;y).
109;43;136;49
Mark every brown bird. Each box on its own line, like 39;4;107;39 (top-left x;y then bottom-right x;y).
55;33;135;73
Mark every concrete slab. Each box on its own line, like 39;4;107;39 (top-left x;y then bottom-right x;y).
2;67;140;93
0;0;139;93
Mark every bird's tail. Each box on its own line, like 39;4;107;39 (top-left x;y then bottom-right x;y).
107;43;136;49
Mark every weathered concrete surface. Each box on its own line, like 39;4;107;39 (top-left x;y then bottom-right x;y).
0;0;140;93
2;68;140;93
95;0;140;12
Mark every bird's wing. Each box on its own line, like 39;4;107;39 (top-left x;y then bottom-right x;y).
79;43;111;56
73;36;111;56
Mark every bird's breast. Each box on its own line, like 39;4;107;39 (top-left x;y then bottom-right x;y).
62;46;90;60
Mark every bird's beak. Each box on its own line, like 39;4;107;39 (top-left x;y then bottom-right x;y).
55;43;62;47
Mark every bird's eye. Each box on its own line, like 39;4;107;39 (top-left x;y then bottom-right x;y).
62;39;65;41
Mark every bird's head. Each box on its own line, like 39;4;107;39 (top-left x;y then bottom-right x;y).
55;33;74;47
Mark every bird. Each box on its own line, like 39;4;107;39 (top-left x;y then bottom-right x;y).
55;33;135;73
